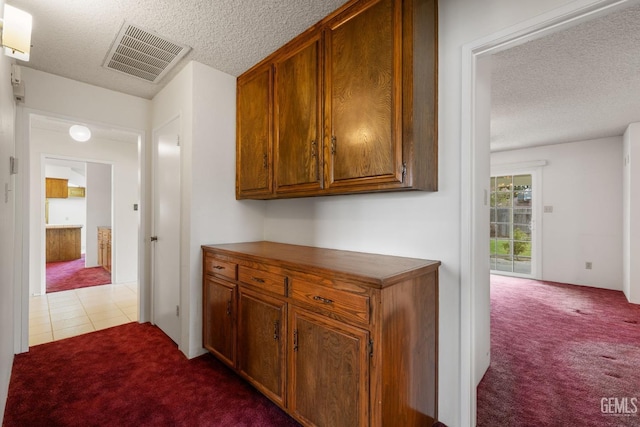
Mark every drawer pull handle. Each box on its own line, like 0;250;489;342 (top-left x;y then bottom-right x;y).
313;295;333;305
252;277;265;283
213;265;225;270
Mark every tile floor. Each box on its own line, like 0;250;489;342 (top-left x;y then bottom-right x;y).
29;283;138;347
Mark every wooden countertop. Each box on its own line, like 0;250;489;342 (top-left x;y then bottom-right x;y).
46;224;83;229
202;241;441;289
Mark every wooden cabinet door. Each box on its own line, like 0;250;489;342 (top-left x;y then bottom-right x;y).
288;307;369;427
68;187;85;197
238;288;286;406
203;277;236;368
46;178;69;198
236;64;273;199
324;0;404;190
274;32;323;195
46;229;59;262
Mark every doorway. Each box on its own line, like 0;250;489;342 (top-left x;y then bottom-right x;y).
43;158;113;294
26;114;142;347
461;1;634;425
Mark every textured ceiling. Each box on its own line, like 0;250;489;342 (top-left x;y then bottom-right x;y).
9;0;640;151
10;0;349;99
491;3;640;151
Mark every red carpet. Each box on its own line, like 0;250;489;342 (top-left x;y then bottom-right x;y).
478;275;640;427
46;254;112;293
3;322;300;426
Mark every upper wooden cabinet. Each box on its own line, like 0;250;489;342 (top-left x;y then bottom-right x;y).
236;64;273;198
68;187;86;198
274;31;323;195
236;0;437;200
325;0;400;190
45;178;69;198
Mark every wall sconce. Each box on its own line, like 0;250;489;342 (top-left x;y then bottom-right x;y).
1;4;32;62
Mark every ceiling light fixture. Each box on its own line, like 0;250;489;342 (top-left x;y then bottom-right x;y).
69;125;91;142
0;4;32;62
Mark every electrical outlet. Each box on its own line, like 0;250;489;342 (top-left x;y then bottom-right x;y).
544;206;553;213
585;262;592;270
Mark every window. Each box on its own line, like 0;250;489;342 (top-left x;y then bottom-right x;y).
490;174;533;275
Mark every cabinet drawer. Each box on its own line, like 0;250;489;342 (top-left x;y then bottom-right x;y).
238;266;286;296
290;279;370;325
204;255;238;280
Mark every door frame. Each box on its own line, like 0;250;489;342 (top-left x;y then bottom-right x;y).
39;155;115;294
460;0;634;424
14;108;147;353
150;114;182;345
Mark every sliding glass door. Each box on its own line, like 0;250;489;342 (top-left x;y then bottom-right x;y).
490;174;534;276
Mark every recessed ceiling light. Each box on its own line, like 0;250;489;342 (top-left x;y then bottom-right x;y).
69;125;91;142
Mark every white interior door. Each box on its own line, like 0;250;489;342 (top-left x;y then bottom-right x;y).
152;117;181;344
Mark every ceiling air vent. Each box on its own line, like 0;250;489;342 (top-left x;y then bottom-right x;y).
103;22;191;83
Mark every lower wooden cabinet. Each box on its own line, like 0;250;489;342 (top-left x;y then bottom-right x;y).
46;226;81;262
97;226;111;272
289;307;369;427
238;288;286;406
203;277;236;367
202;241;440;427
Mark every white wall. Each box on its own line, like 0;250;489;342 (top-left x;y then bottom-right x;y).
29;127;138;293
0;0;17;417
85;162;112;267
623;123;640;303
491;137;623;290
151;61;265;358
